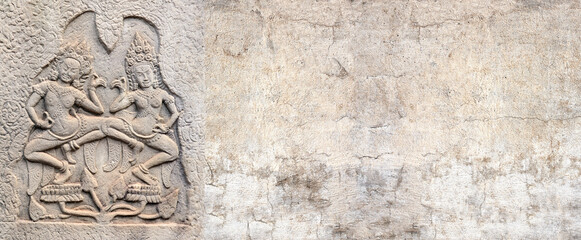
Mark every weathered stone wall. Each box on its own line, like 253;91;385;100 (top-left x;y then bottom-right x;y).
1;0;580;239
204;0;580;239
0;0;205;238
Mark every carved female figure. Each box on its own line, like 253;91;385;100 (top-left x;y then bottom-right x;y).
24;41;144;185
112;33;180;185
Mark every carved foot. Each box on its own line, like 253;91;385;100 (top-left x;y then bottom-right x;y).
129;157;137;166
128;141;145;164
29;197;48;221
53;163;74;185
61;141;80;164
132;166;158;185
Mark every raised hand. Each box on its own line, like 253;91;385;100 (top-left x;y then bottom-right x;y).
110;77;127;91
153;123;169;133
37;112;54;129
90;73;107;88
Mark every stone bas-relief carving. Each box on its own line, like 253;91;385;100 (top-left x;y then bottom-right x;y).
0;0;205;238
24;32;181;223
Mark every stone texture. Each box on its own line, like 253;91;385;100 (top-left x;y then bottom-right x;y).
1;0;581;239
0;0;205;238
203;0;581;239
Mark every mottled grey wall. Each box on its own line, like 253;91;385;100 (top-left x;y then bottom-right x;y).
204;0;580;239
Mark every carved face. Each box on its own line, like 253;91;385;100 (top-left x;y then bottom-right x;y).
58;58;81;84
133;64;155;89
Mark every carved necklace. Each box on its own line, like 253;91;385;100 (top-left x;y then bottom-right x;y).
47;83;72;118
49;82;76;98
135;90;162;109
135;89;160;101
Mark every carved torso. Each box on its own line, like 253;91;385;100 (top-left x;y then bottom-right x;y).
131;88;168;135
34;81;83;136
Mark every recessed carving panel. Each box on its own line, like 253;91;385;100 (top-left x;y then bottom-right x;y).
23;13;186;224
0;0;205;231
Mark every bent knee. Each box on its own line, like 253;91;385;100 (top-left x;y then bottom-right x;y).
23;144;36;159
99;120;114;135
101;118;125;135
167;144;179;160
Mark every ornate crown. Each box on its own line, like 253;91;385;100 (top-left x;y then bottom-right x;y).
57;40;93;76
125;32;159;90
41;40;94;89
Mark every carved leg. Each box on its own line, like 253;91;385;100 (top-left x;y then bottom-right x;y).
25;151;66;170
25;138;74;184
103;118;145;156
132;135;178;185
62;128;144;165
24;138;69;169
105;128;145;157
53;162;74;185
141;135;178;169
64;130;106;151
61;140;81;164
132;164;158;185
63;119;144;159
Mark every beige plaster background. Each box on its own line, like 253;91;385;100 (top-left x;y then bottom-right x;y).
204;0;581;239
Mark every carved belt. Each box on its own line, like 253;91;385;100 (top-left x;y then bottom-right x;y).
47;110;82;141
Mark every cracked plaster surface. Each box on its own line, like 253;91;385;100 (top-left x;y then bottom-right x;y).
204;0;581;239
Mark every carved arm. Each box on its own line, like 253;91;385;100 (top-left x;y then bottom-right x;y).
78;88;104;115
77;73;106;115
110;92;134;113
25;93;51;128
163;97;180;127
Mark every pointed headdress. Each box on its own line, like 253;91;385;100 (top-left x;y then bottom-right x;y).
125;32;159;90
42;40;93;84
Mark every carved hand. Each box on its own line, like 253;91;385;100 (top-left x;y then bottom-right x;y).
110;77;127;91
153;123;169;133
37;120;53;129
37;112;54;129
90;73;107;88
